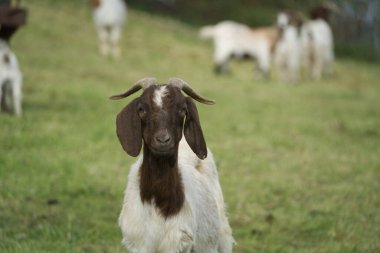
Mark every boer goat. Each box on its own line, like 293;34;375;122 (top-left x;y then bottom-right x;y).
274;11;303;83
300;18;334;80
90;0;127;58
0;39;22;116
110;77;234;253
200;21;279;79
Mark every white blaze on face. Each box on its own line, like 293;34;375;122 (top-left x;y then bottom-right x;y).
153;86;168;108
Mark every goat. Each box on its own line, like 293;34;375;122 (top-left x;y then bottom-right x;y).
0;39;22;116
200;21;279;79
274;11;303;83
91;0;127;58
300;18;334;80
110;77;234;253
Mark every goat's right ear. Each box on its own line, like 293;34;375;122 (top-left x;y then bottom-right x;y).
116;98;142;157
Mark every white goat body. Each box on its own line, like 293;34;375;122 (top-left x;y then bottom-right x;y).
200;21;278;78
119;138;233;253
93;0;127;57
300;19;334;80
274;12;301;83
0;40;22;116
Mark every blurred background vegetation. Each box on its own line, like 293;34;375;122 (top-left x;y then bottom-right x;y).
125;0;380;61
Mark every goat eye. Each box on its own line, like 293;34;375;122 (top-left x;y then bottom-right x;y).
138;106;146;117
179;106;187;116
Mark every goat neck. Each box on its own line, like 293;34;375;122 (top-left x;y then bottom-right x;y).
139;143;185;218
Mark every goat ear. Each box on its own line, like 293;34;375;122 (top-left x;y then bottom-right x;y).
184;97;208;159
116;98;142;157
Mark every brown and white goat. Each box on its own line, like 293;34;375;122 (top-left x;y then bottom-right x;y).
111;78;234;253
301;8;335;80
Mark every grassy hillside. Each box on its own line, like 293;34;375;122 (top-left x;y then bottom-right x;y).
1;1;379;252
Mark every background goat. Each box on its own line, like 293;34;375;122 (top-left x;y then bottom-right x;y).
91;0;127;58
111;77;234;253
0;39;22;116
200;21;278;79
300;17;334;80
274;11;303;83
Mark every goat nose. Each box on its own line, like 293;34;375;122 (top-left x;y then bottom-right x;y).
155;132;171;144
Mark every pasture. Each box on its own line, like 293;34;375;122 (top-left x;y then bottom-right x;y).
1;1;379;252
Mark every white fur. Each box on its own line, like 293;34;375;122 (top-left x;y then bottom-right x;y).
93;0;127;58
119;138;234;253
153;86;168;108
0;39;22;116
200;21;273;78
300;19;334;80
274;13;301;83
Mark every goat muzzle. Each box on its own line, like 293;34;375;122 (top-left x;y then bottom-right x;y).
152;129;175;155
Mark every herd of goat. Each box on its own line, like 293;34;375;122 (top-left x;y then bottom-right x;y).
0;0;336;117
1;1;336;252
200;9;334;82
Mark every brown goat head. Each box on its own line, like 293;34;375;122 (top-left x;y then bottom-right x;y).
110;78;215;159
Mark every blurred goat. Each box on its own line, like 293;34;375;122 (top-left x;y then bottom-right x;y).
301;10;334;80
274;11;303;83
111;77;234;253
200;21;279;79
90;0;127;58
0;39;22;116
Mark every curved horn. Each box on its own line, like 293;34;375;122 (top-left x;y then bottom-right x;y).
168;77;215;105
109;77;158;100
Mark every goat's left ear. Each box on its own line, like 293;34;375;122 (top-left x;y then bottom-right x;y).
184;97;208;159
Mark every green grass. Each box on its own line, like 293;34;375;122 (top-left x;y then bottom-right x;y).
1;1;380;252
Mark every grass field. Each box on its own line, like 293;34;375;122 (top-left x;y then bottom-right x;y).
1;1;379;252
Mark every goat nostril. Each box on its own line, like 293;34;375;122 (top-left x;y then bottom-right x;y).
156;134;171;144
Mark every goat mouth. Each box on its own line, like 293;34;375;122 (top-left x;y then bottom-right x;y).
150;147;176;156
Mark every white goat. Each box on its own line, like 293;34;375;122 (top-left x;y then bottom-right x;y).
300;18;334;80
274;12;302;83
200;21;278;79
111;78;234;253
0;39;22;116
91;0;127;58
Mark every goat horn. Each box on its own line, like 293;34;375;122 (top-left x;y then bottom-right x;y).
168;77;215;105
109;77;158;100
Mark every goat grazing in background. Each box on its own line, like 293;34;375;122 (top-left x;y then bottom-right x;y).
110;77;234;253
0;39;22;116
90;0;127;58
274;11;303;83
200;21;279;79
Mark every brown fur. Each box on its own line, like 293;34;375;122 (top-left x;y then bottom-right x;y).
89;0;100;8
139;147;185;218
251;26;280;52
285;10;304;28
310;5;331;22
